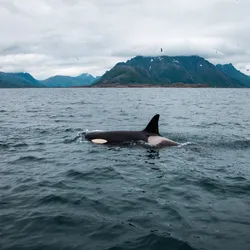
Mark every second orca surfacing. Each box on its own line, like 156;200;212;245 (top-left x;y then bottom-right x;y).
84;114;179;147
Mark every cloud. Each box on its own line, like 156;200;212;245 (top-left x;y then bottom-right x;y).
0;0;249;79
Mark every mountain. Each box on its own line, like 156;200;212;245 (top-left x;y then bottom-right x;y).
41;73;98;87
0;72;99;88
0;72;45;88
94;55;247;88
216;63;250;87
1;58;249;88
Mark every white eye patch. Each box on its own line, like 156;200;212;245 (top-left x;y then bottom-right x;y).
91;139;108;144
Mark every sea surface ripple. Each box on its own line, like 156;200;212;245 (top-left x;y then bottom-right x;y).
0;88;250;250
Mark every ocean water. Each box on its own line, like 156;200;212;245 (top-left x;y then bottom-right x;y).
0;88;250;250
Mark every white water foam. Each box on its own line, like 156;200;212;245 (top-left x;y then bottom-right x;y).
177;142;195;147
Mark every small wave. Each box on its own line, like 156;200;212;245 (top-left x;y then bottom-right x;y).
11;184;30;193
26;212;78;228
64;128;75;132
12;142;28;148
0;109;7;113
26;110;41;113
0;184;11;190
225;176;247;181
232;139;250;148
39;194;70;205
107;233;196;250
66;169;87;179
35;142;46;146
69;101;86;105
228;121;246;128
10;156;46;164
66;168;106;181
0;142;9;149
30;128;50;134
66;167;124;181
198;177;250;195
54;119;70;123
0;142;28;149
207;122;225;126
63;135;81;144
39;129;49;134
198;177;224;194
208;139;250;150
37;180;70;190
195;122;225;128
175;116;189;120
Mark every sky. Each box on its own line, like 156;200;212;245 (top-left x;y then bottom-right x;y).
0;0;250;80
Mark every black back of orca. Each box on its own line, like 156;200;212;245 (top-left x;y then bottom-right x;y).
84;114;160;144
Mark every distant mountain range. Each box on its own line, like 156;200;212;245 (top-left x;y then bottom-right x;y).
0;72;45;88
40;73;100;88
1;55;250;88
0;72;99;88
94;55;249;88
215;63;250;87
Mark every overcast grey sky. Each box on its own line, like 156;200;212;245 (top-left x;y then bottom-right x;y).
0;0;249;79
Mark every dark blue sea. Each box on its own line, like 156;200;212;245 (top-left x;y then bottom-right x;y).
1;88;250;250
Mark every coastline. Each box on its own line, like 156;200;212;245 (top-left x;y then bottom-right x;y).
71;83;211;88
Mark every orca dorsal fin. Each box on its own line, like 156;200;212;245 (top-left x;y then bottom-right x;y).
143;114;160;135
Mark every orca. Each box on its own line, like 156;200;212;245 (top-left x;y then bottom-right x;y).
84;114;178;147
